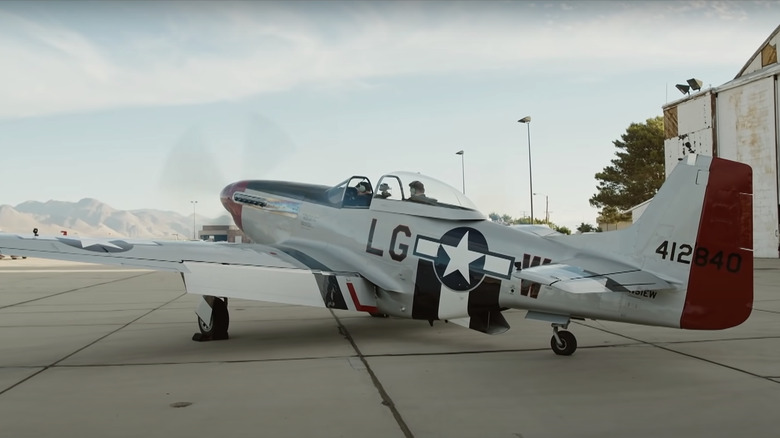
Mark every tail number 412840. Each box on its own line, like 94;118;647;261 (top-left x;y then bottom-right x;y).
655;240;742;273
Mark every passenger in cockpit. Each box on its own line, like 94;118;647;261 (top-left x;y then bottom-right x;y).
377;183;392;199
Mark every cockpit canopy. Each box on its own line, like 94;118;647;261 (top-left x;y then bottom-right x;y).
326;176;374;207
326;172;484;220
374;172;479;210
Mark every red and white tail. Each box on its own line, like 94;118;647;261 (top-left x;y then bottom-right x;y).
631;154;753;329
564;154;753;329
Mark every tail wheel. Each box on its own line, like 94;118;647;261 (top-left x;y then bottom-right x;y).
550;330;577;356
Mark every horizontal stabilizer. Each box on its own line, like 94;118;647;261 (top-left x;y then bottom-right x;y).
514;262;672;294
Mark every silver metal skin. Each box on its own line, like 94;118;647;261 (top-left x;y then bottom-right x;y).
0;155;754;355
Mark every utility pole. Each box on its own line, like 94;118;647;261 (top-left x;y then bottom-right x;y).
455;150;465;194
191;200;198;240
518;116;534;224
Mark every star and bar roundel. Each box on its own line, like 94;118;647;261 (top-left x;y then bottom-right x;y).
58;237;134;253
413;227;514;292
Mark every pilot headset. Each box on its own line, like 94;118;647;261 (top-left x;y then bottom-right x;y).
409;181;423;196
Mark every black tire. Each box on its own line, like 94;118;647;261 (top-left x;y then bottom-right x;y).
198;298;229;338
550;330;577;356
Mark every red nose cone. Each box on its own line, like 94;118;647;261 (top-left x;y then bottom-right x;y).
220;181;248;230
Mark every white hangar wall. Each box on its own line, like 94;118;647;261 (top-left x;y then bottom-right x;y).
663;92;714;177
663;25;780;258
717;76;778;259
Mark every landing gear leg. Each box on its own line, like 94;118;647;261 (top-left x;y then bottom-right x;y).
550;321;577;356
192;296;230;342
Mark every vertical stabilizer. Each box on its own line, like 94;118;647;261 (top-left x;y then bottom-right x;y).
555;155;753;329
629;155;753;328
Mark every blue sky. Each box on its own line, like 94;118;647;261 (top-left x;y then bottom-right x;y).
1;1;778;229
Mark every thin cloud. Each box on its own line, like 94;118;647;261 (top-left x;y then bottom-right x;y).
0;1;775;119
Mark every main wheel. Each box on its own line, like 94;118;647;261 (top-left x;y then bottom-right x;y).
550;330;577;356
198;298;229;339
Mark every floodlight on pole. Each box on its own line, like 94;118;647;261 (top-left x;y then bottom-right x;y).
518;116;534;224
191;200;198;240
675;84;690;95
687;78;703;91
455;150;465;194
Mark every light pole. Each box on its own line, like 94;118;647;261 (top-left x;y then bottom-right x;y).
191;200;198;240
518;116;533;224
455;150;465;194
534;192;549;223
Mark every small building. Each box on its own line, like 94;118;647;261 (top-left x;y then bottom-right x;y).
199;225;252;243
597;200;650;231
662;25;780;257
597;218;631;232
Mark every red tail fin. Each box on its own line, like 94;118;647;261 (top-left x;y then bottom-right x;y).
681;158;753;329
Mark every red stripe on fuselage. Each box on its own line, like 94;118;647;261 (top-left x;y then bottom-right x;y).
347;282;378;313
681;158;753;329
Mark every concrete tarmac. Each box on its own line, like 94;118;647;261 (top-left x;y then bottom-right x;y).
0;258;779;438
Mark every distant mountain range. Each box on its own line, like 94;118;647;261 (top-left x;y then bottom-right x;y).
0;198;233;239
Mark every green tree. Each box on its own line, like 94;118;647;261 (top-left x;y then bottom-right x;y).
589;116;665;222
596;206;628;225
576;222;601;233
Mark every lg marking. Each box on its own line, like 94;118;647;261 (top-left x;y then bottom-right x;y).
365;219;514;292
365;218;410;262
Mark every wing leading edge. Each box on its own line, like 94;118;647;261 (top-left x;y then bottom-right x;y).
0;232;377;311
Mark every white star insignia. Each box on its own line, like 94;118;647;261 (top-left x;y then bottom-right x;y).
441;231;484;282
77;238;123;250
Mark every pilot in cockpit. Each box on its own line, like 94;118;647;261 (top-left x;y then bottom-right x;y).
345;181;371;207
356;182;372;197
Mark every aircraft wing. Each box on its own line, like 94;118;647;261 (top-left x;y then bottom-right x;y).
514;258;673;294
0;232;377;311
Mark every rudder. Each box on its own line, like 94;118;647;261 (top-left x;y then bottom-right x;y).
681;157;753;329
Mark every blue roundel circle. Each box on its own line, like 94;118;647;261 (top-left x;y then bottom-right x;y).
433;227;489;292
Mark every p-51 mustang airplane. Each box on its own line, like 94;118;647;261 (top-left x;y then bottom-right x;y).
0;154;753;355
